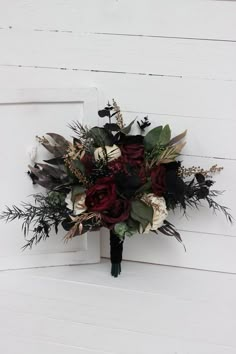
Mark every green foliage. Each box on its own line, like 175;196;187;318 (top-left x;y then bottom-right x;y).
159;125;171;145
130;199;153;231
0;193;69;250
89;127;113;146
144;126;163;152
47;191;66;206
72;159;85;174
144;125;171;152
114;220;139;239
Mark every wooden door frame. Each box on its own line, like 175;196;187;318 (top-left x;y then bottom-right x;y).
0;87;101;270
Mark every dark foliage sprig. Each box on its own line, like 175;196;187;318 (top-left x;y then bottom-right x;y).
206;196;233;224
68;121;90;142
0;192;69;250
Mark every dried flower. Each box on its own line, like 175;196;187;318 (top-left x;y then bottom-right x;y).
140;193;168;233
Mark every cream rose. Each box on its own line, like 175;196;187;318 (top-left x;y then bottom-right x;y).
94;145;121;162
65;192;87;215
140;193;168;234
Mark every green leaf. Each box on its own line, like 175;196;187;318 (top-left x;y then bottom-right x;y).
130;211;149;231
131;200;153;223
159;125;171;146
72;159;85;174
121;119;136;135
144;126;163;151
89;127;113;146
131;199;153;231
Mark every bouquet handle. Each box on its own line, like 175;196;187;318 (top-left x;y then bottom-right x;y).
110;230;124;277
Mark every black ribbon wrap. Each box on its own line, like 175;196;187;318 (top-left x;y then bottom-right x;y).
110;229;124;277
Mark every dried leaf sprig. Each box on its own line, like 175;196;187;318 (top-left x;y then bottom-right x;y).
64;212;101;240
64;155;90;187
66;142;85;160
112;99;124;129
178;164;224;178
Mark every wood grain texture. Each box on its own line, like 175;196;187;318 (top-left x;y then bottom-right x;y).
0;261;236;353
0;0;236;41
0;29;235;81
0;66;235;121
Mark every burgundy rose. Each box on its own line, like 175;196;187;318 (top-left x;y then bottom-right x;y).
120;144;144;165
151;164;166;196
108;156;126;174
101;199;131;229
85;176;116;212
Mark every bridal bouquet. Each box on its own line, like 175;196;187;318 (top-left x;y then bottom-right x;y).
1;100;232;276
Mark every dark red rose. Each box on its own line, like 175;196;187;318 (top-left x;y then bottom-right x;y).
151;164;166;196
120;144;144;165
108;156;126;174
85;176;116;212
101;199;130;229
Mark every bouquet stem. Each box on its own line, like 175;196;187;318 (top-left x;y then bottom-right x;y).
110;230;124;277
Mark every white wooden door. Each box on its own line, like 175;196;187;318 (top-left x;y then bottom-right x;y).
0;88;100;270
101;115;235;273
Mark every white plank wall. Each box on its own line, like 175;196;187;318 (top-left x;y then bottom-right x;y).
0;1;236;353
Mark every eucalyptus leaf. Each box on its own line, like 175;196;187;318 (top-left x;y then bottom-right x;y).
104;123;121;132
98;109;110;118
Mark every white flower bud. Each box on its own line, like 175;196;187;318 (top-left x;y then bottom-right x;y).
94;145;121;162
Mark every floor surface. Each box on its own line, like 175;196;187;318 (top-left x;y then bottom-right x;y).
0;259;235;354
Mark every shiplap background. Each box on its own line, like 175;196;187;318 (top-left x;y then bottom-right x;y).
0;1;236;353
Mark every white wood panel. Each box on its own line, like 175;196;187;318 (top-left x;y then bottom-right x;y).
0;68;234;158
0;31;235;272
0;66;235;122
122;112;236;159
0;0;236;41
0;88;100;270
0;261;235;353
1;30;236;81
101;228;236;273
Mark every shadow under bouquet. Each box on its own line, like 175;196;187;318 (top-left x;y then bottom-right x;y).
1;101;232;277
